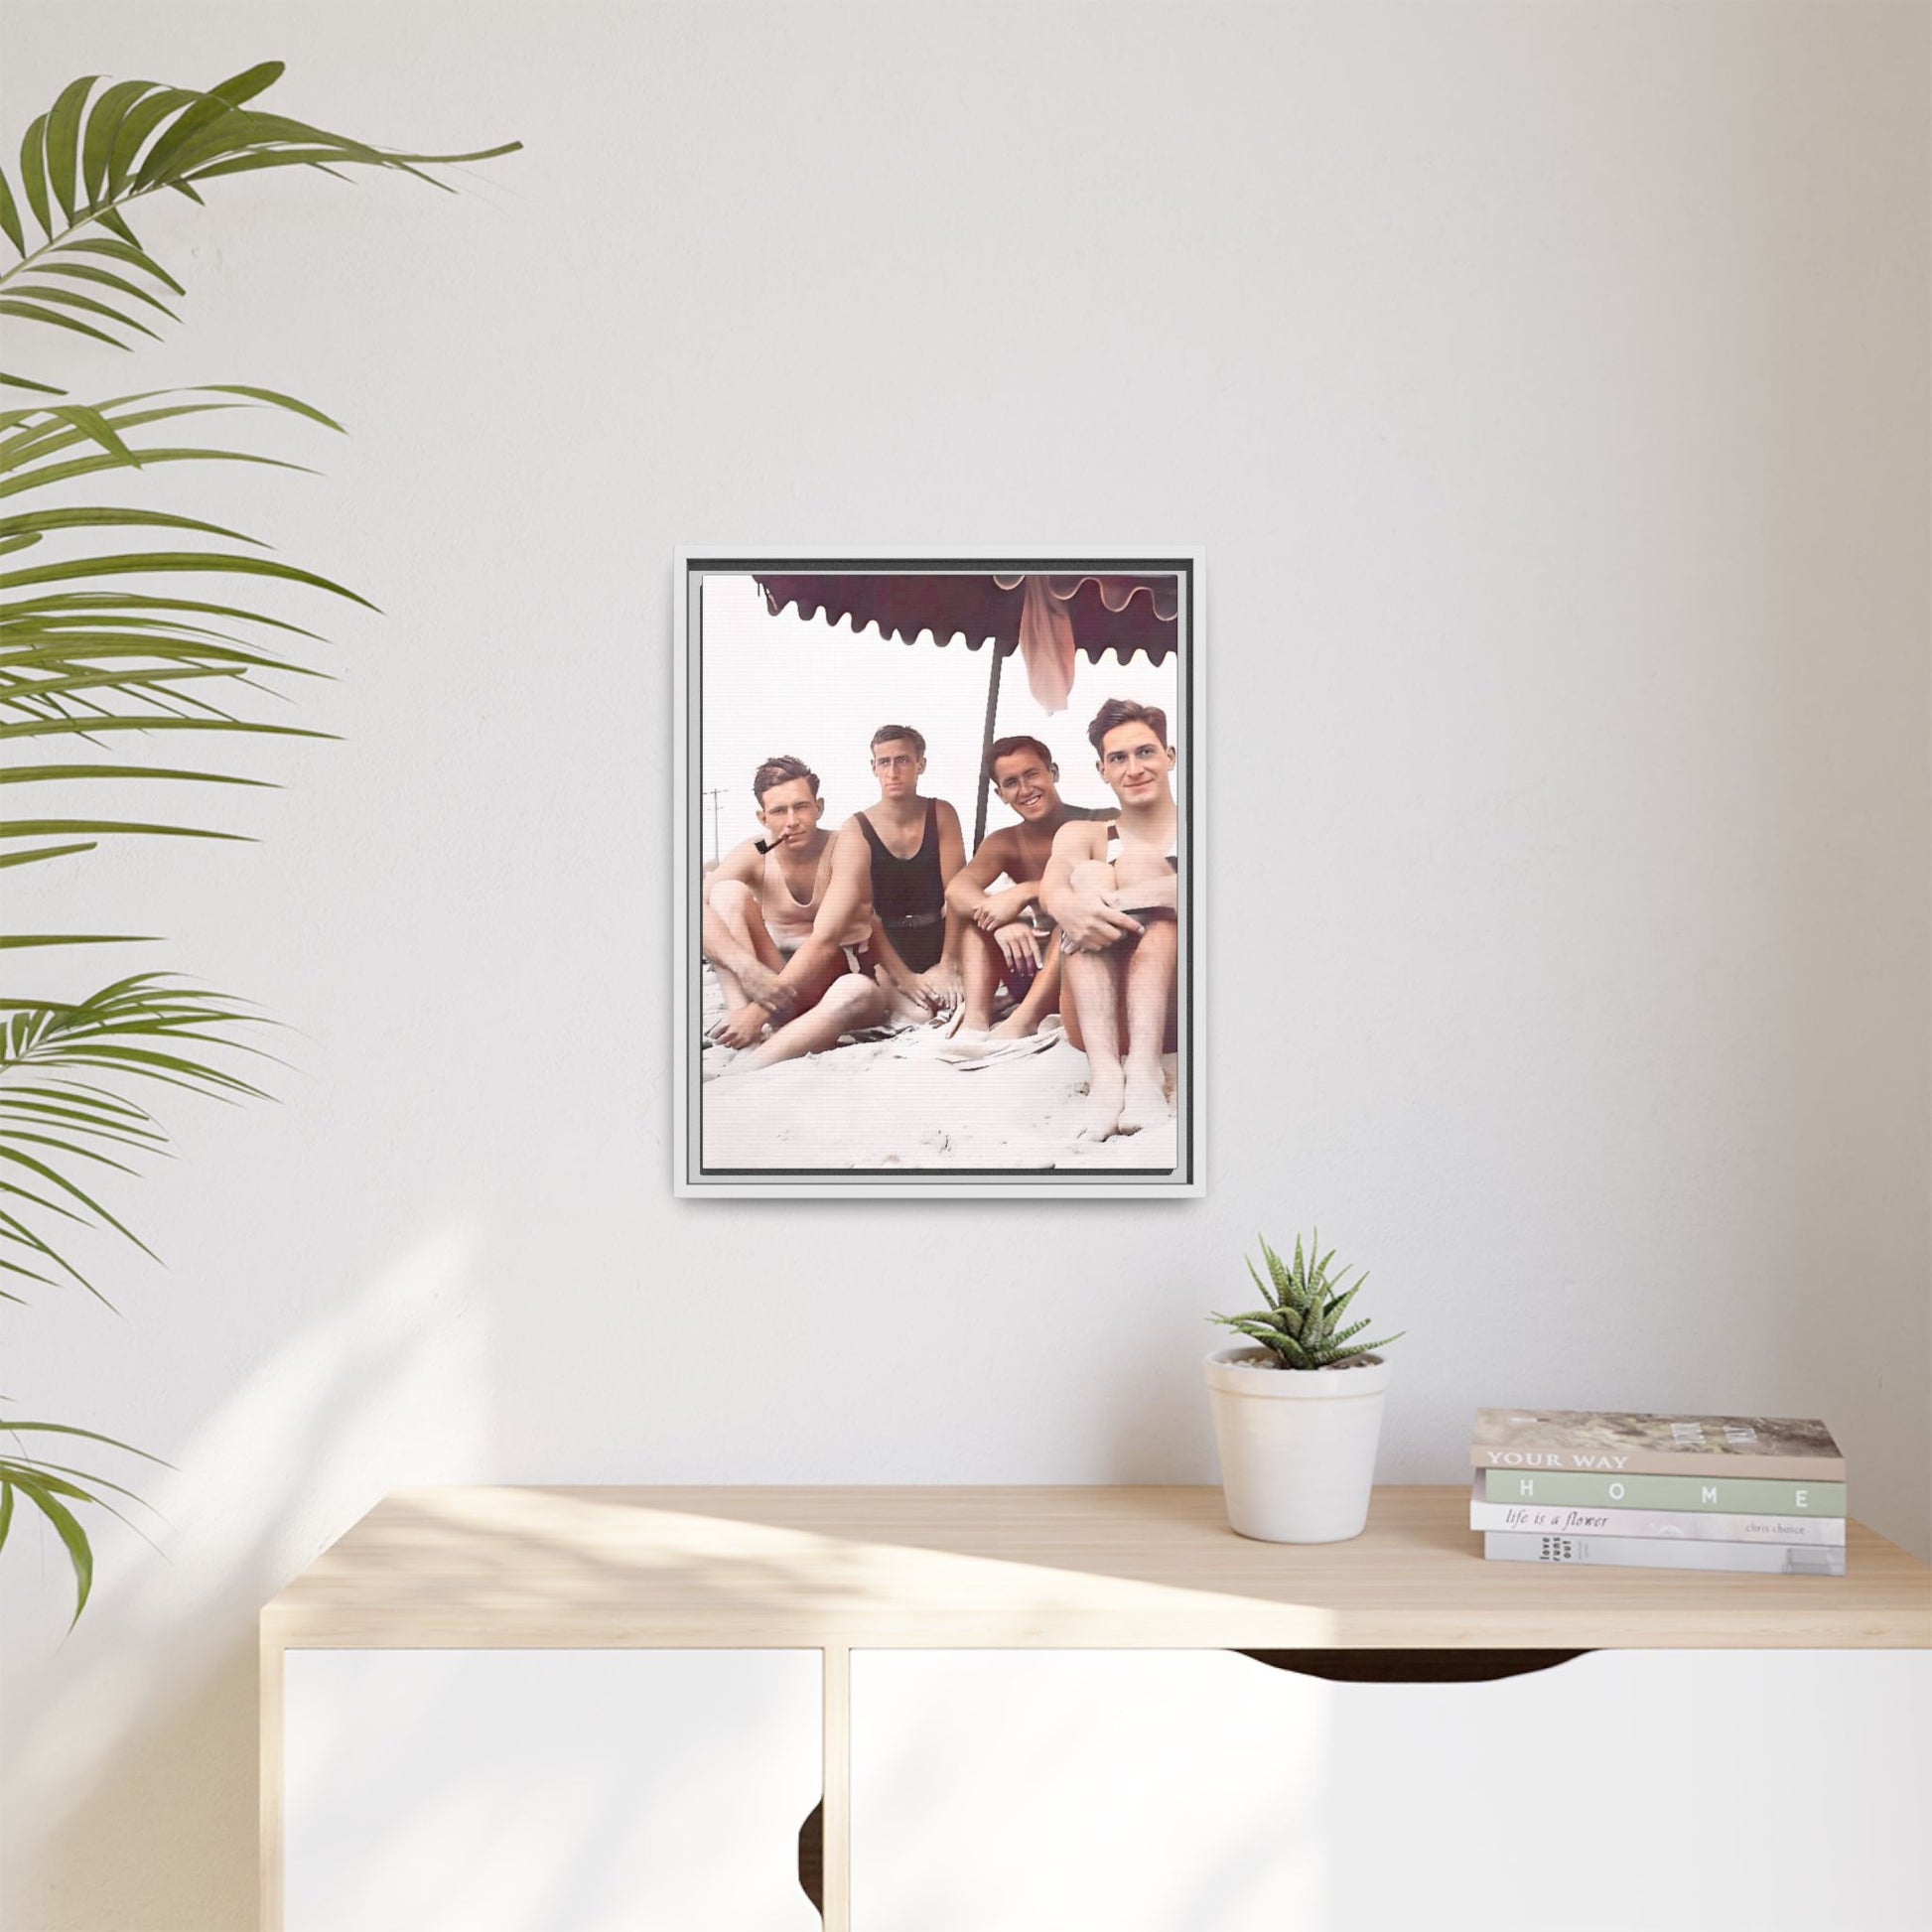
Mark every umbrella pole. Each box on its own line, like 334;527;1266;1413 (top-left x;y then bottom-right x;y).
972;642;1005;851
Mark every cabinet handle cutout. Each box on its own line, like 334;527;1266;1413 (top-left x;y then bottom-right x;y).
797;1796;824;1917
1236;1648;1588;1684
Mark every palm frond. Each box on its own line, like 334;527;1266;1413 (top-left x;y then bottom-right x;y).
0;1416;171;1623
1;62;516;1624
0;385;348;943
0;975;271;1303
1;64;518;392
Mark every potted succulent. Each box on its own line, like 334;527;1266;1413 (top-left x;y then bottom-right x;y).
1204;1234;1404;1544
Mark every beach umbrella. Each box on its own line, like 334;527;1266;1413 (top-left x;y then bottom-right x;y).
754;571;1179;845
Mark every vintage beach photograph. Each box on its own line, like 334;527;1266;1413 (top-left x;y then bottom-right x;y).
675;559;1202;1195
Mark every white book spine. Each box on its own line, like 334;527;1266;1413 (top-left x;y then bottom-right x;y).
1468;1487;1845;1546
1483;1531;1845;1576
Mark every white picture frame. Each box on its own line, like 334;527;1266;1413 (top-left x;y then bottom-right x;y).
674;553;1205;1198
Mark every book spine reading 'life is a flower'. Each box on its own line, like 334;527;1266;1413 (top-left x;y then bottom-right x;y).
1481;1469;1846;1515
1468;1494;1846;1545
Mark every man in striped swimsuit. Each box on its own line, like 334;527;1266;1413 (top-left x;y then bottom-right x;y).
1041;699;1180;1141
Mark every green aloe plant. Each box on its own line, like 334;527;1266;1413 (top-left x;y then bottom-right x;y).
0;62;516;1619
1210;1232;1404;1370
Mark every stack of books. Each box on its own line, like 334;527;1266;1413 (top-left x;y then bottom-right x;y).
1469;1408;1846;1577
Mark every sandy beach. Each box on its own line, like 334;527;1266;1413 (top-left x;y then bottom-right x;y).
699;967;1178;1173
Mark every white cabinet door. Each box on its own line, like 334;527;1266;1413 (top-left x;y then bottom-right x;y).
285;1648;822;1932
851;1649;1932;1932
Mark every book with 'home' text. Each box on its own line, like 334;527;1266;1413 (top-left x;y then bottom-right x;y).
1467;1477;1845;1545
1482;1469;1846;1515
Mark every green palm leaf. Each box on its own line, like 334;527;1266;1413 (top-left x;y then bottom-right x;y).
0;501;267;546
0;763;277;789
0;443;315;499
2;63;515;1622
43;76;100;226
0;933;155;949
1;64;518;390
33;261;180;321
0;167;24;255
0;842;97;870
0;975;270;1293
60;238;185;295
0;548;376;605
0;297;126;351
1;1419;170;1621
79;81;157;207
17;116;53;240
4;1474;93;1621
5;280;160;343
0;388;345;943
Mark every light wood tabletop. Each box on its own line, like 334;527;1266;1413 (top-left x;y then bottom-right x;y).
261;1483;1932;1651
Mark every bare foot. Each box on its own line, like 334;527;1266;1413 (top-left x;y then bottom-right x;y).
1078;1062;1125;1140
1118;1062;1171;1135
990;1011;1036;1040
936;1027;995;1064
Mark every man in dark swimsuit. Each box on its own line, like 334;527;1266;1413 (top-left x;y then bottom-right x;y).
839;723;966;1015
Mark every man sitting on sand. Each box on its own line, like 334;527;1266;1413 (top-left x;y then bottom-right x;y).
701;755;890;1072
1041;698;1180;1140
944;734;1096;1042
844;724;967;1017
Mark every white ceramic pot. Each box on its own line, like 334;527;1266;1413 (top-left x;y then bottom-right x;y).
1203;1346;1392;1543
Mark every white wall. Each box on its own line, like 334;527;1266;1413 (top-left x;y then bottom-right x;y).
4;3;1926;1926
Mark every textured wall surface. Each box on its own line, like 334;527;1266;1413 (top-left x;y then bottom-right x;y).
4;4;1927;1927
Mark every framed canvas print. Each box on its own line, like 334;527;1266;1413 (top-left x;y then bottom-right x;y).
674;555;1204;1198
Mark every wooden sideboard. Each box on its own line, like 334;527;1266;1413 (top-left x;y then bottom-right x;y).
260;1484;1932;1929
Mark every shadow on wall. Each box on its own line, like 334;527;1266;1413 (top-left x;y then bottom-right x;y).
5;1222;489;1932
14;1639;259;1932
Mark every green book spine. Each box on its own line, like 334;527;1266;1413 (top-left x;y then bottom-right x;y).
1481;1468;1847;1516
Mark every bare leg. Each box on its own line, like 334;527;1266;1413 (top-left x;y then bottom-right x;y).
735;972;888;1073
1057;859;1117;1058
1108;850;1178;1134
705;879;784;1009
1117;918;1177;1133
961;925;1003;1033
992;940;1062;1037
1060;861;1128;1137
1061;950;1126;1136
